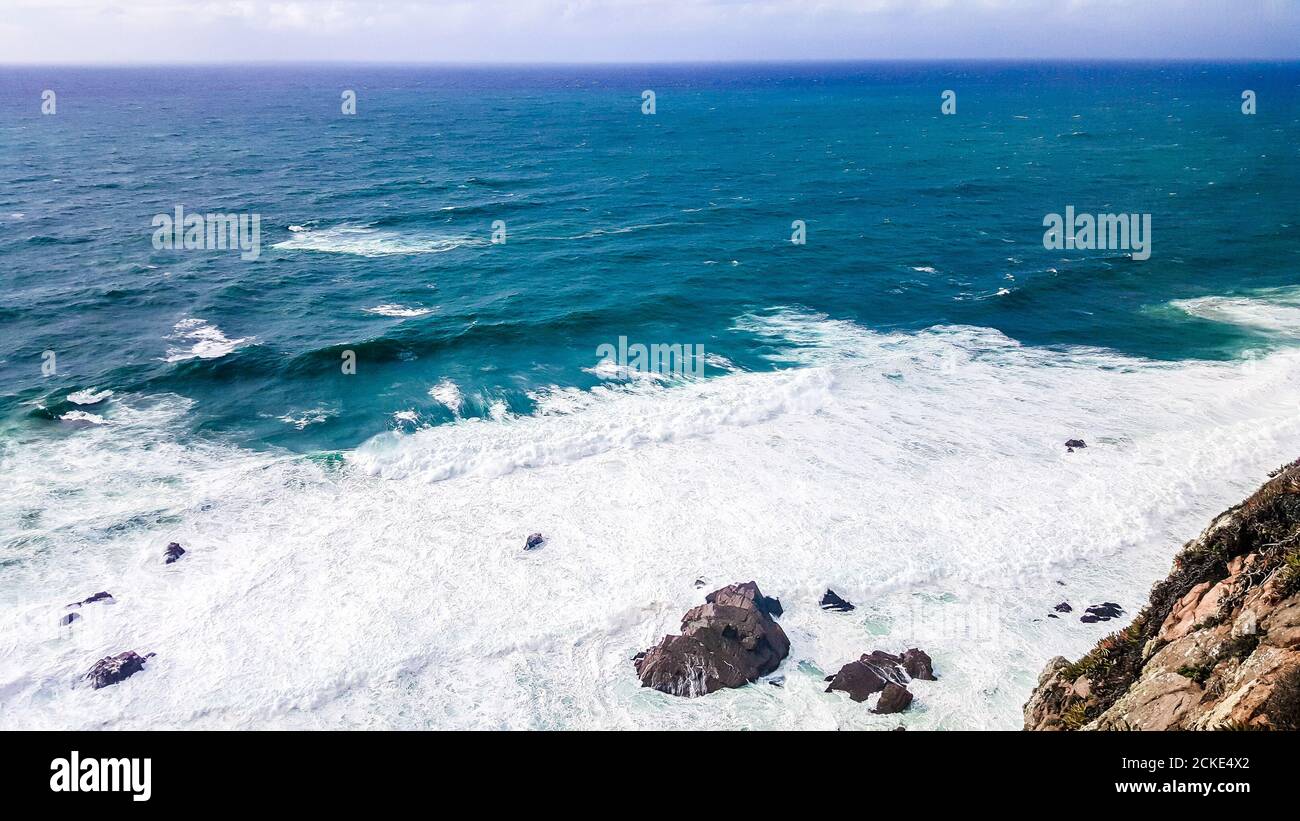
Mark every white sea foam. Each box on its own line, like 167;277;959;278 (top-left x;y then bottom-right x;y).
364;304;435;318
3;313;1300;731
163;318;252;363
57;410;108;425
428;379;463;415
278;409;332;430
67;388;113;406
1170;288;1300;336
272;225;484;257
582;358;670;382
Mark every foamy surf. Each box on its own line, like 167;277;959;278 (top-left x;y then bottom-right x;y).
57;410;108;426
1170;288;1300;337
427;379;463;415
364;304;436;318
272;225;485;257
3;313;1300;732
67;389;113;406
163;318;252;363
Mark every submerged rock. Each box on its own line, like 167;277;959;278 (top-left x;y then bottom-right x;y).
820;589;855;612
60;612;81;626
524;533;545;551
874;682;914;714
635;581;790;697
85;651;151;690
164;542;186;564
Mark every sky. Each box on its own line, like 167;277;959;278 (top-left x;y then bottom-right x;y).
0;0;1297;64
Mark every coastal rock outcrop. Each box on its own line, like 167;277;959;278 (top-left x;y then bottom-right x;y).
635;581;790;697
1025;460;1300;730
85;651;151;690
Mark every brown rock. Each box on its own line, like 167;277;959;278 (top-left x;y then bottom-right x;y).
1158;581;1226;642
874;682;913;714
85;651;150;690
826;651;909;702
635;581;789;697
1022;656;1079;731
902;648;936;680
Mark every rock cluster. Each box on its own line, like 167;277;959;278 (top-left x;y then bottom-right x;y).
1080;602;1123;623
825;648;935;712
635;582;937;716
1025;461;1300;730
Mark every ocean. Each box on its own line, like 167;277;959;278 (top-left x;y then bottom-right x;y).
1;62;1298;729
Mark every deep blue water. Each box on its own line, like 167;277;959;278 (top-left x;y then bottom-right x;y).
1;63;1297;452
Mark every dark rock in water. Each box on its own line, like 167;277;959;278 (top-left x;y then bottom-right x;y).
66;591;114;608
874;682;914;714
1081;602;1124;623
820;589;855;612
1065;439;1087;452
524;533;545;551
60;612;81;626
164;542;186;564
1048;614;1059;619
693;578;707;589
892;726;907;731
1054;602;1073;613
85;651;150;690
635;581;790;697
768;676;785;688
902;648;936;680
825;651;909;702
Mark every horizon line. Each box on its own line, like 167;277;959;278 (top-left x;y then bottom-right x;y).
4;57;1299;69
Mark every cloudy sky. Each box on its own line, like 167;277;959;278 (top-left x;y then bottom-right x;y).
1;0;1297;63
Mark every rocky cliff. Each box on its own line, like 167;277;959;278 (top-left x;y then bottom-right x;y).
1024;460;1300;730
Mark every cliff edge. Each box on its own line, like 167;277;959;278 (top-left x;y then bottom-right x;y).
1024;460;1300;730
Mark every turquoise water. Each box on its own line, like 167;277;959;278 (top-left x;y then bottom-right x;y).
1;63;1299;730
2;63;1297;450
